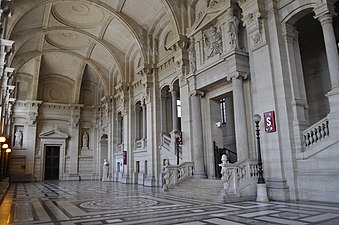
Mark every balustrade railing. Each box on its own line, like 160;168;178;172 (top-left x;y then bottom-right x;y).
163;159;194;191
135;139;147;150
303;118;329;149
117;143;123;152
161;133;171;150
220;155;258;196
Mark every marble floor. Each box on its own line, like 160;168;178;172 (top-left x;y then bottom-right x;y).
1;181;339;225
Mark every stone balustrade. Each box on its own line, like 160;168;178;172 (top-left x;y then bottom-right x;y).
117;143;123;152
303;117;329;149
161;133;171;150
220;155;258;196
162;159;194;191
135;139;147;150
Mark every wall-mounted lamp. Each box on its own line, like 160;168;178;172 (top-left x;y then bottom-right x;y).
215;122;221;128
0;136;6;143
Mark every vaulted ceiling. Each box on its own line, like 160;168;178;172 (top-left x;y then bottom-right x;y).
6;0;180;105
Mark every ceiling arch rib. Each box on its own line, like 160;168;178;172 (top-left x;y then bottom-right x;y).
7;0;150;67
12;50;109;96
7;0;182;105
9;27;124;82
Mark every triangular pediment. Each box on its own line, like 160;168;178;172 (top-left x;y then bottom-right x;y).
39;125;69;139
186;3;229;36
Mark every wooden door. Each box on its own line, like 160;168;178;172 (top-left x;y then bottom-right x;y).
45;146;60;180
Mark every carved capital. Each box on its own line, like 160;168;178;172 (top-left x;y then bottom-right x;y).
165;35;189;52
240;1;267;50
226;72;249;82
137;64;154;76
190;89;205;97
313;0;336;21
26;112;38;126
282;23;298;43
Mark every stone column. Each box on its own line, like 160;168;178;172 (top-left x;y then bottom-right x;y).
228;72;249;161
160;95;168;133
68;104;83;180
170;88;179;132
315;13;339;89
24;100;42;178
142;102;147;139
282;23;309;152
190;90;206;178
314;8;339;133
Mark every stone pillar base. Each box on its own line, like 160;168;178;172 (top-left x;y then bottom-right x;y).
120;174;130;184
256;183;269;202
68;173;80;181
144;175;156;187
193;173;207;179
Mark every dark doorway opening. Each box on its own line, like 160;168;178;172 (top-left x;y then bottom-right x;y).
45;146;60;180
214;141;237;178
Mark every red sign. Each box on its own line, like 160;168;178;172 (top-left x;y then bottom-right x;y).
175;131;183;145
123;151;127;165
264;111;276;133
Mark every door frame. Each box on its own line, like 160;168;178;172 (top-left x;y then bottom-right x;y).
44;145;61;180
39;139;67;181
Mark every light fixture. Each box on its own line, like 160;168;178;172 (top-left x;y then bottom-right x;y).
215;122;221;127
2;143;8;149
0;136;6;143
5;148;11;153
253;114;261;123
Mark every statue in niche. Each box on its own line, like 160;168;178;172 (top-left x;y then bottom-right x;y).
82;131;89;148
102;159;109;182
204;26;223;59
187;36;196;73
228;13;240;50
14;129;22;148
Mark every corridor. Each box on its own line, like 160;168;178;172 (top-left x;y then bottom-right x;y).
1;181;339;224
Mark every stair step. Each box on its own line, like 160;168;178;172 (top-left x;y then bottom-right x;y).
165;178;226;202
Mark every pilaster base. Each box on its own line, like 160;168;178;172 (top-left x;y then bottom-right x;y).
144;175;156;187
68;173;80;181
256;183;269;202
266;179;290;201
120;173;130;184
193;172;207;179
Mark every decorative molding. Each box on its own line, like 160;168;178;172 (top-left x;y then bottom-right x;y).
39;124;69;139
187;1;229;37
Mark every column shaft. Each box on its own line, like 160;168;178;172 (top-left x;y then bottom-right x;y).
171;90;178;131
232;77;249;161
142;104;147;139
191;91;206;177
318;14;339;88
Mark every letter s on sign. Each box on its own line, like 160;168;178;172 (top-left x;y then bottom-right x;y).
264;111;276;133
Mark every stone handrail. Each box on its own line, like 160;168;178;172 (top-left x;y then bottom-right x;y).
163;159;194;191
303;117;329;149
135;139;147;150
161;133;171;150
220;155;258;196
117;143;123;152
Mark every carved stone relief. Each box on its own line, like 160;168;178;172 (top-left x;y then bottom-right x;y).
203;26;223;59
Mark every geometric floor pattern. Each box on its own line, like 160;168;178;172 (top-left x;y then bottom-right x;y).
1;181;339;225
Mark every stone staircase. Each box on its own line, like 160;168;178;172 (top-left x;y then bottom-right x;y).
164;178;224;202
163;178;254;203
